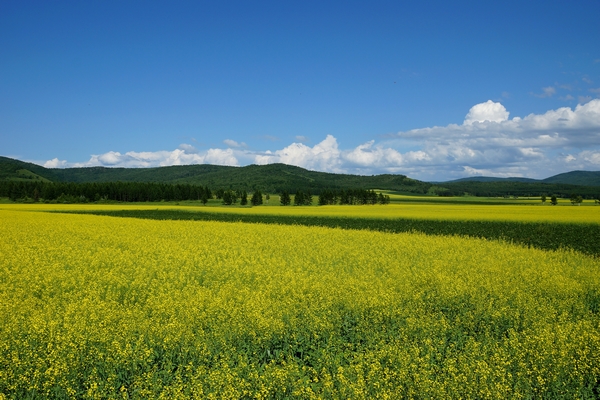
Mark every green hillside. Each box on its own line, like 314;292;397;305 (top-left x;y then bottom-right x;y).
440;170;600;187
0;157;430;194
0;157;58;181
2;156;599;197
542;170;600;186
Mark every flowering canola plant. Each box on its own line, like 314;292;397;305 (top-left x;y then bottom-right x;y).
1;209;599;398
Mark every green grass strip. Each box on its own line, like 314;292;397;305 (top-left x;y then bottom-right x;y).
51;209;600;257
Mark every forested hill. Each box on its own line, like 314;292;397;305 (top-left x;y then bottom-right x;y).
0;156;429;194
437;171;600;198
440;171;600;186
2;156;599;197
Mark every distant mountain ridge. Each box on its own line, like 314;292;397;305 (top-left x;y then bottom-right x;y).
0;156;429;194
1;157;599;198
440;171;600;187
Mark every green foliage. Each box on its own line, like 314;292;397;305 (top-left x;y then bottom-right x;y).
280;191;291;206
251;190;263;206
570;194;583;205
293;189;312;206
0;180;214;203
222;190;237;205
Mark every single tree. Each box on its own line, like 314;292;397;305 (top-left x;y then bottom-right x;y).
570;194;583;206
294;190;304;206
280;191;291;206
240;190;248;205
541;194;546;204
550;195;558;206
222;190;234;205
251;190;263;206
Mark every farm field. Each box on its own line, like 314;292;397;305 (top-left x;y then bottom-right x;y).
2;201;599;256
1;198;599;223
1;204;600;398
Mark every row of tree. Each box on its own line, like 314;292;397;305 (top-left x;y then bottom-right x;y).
0;181;213;203
439;181;600;199
1;180;391;206
220;190;267;206
541;194;588;205
318;189;390;205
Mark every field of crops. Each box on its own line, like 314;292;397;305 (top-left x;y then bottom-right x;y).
1;206;600;398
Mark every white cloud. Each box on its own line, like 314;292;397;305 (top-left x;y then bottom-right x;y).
255;135;343;172
295;136;309;143
580;151;600;165
43;158;68;168
53;144;240;169
41;100;600;181
464;100;509;125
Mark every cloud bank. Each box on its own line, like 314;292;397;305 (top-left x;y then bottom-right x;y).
43;99;600;181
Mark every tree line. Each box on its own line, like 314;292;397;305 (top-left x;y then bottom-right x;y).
317;188;390;205
0;180;390;206
438;180;600;199
0;181;212;203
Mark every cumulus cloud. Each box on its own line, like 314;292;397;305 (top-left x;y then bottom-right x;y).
51;145;240;169
384;99;600;179
255;135;343;172
41;100;600;181
43;158;68;168
464;100;509;125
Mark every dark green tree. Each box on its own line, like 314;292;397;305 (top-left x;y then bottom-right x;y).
551;195;558;206
222;190;234;205
294;190;304;206
240;190;248;205
280;191;291;206
251;190;263;206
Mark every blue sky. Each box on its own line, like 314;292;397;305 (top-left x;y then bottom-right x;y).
1;1;599;181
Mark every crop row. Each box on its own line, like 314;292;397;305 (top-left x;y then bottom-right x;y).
57;209;600;257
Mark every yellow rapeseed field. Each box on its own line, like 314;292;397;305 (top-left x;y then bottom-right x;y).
1;201;599;224
1;209;599;398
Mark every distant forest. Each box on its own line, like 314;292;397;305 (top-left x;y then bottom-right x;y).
1;156;599;201
0;180;391;206
438;181;600;199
